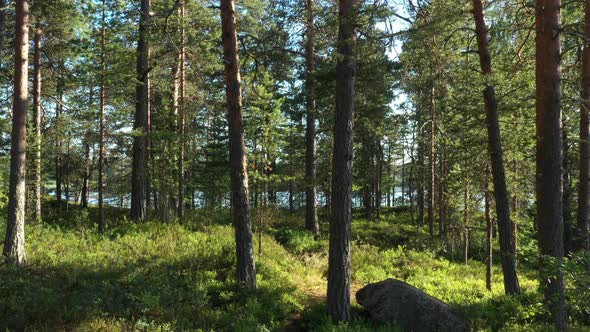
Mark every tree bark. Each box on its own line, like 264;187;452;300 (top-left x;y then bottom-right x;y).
578;0;590;258
535;0;568;329
471;0;521;295
3;0;29;265
428;85;435;237
562;116;573;254
485;165;492;291
98;0;106;231
305;0;319;235
177;1;186;221
131;0;150;221
32;27;42;222
220;0;256;290
327;0;356;322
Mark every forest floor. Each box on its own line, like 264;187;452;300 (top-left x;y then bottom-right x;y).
1;203;588;331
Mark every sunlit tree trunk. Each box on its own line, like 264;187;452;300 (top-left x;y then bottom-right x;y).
4;0;29;265
220;0;256;290
471;0;520;295
327;0;356;322
535;0;568;329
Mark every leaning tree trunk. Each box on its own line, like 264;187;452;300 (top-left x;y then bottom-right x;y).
535;0;568;329
305;0;319;235
32;27;42;222
327;0;356;322
579;0;590;259
130;0;150;221
3;0;29;265
220;0;256;290
98;0;107;231
471;0;520;295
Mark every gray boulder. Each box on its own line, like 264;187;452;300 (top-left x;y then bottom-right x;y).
356;279;469;332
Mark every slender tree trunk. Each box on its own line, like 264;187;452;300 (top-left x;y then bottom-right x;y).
463;185;468;264
32;27;42;222
0;0;5;57
98;0;107;231
305;0;319;235
56;84;63;209
81;141;90;208
535;0;568;329
562;116;573;254
220;0;256;290
328;0;356;322
375;141;382;218
416;100;425;226
485;165;492;291
3;0;29;265
472;0;520;295
177;1;186;221
131;0;150;221
428;85;435;237
438;144;447;238
578;0;590;258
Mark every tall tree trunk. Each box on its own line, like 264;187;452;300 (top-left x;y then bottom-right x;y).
0;0;5;57
485;165;492;291
32;27;42;222
177;1;186;221
55;83;63;209
471;0;521;295
562;116;573;254
578;0;590;258
220;0;256;290
98;0;106;231
416;100;425;226
305;0;319;235
131;0;150;221
3;0;29;265
438;145;446;235
327;0;356;322
375;141;382;218
535;0;568;329
428;85;435;237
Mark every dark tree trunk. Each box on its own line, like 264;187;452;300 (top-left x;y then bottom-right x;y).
375;141;382;218
131;0;150;221
98;0;106;231
32;27;42;222
221;0;256;290
305;0;319;235
471;0;520;295
463;186;468;264
327;0;356;322
3;0;29;265
578;0;590;258
535;0;568;329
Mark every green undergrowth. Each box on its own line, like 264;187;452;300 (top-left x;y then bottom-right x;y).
0;206;588;331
